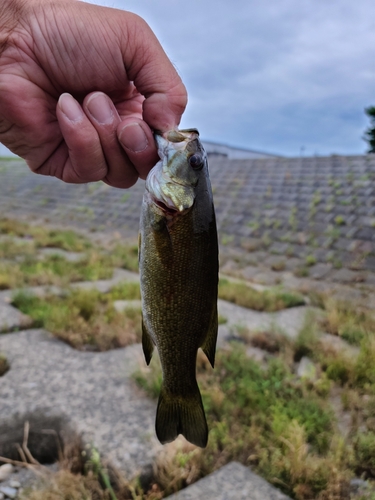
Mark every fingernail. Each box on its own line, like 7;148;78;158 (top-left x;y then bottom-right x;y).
119;123;148;153
59;93;83;122
86;93;114;124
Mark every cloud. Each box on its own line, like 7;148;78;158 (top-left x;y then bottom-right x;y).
1;0;373;157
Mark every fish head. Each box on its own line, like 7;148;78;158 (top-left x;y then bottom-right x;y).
146;129;207;215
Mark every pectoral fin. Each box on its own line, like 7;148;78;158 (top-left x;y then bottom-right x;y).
201;304;218;368
142;319;154;365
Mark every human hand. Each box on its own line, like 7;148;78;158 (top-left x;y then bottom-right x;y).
0;0;187;187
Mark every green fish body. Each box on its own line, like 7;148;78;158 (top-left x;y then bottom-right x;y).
139;129;218;448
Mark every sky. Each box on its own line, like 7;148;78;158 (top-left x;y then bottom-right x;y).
1;0;374;157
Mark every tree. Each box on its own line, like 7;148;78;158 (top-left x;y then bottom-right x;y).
364;106;375;153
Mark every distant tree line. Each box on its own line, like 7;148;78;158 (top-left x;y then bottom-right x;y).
364;106;375;153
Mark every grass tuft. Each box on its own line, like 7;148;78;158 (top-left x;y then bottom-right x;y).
108;281;141;301
0;353;9;376
218;279;305;311
12;288;141;351
135;345;342;499
0;251;114;289
111;243;139;272
320;298;375;346
0;218;92;251
20;469;111;500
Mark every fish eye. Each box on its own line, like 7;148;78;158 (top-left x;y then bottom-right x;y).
189;154;204;170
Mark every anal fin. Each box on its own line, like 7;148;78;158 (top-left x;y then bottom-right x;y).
142;319;154;365
201;304;218;368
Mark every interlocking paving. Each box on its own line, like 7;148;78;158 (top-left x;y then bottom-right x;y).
0;329;160;479
1;155;374;498
0;272;300;499
167;462;291;500
1;155;375;285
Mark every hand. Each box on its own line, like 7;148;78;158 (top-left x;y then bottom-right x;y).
0;0;187;187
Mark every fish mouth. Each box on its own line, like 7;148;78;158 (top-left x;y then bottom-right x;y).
153;199;179;215
151;195;194;218
151;196;179;216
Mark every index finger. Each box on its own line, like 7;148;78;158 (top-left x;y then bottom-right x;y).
119;12;188;132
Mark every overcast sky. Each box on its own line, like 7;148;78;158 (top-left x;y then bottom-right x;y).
1;0;374;158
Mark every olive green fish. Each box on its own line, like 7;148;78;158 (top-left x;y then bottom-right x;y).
139;128;218;448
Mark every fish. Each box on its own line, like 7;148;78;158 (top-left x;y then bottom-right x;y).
139;128;218;448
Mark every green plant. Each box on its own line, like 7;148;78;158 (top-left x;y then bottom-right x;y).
221;234;234;245
271;260;286;272
0;354;9;376
218;280;305;312
135;346;344;499
364;106;375;153
305;255;317;267
321;299;375;346
294;267;309;278
353;430;375;476
289;207;298;231
110;243;139;272
334;215;345;226
12;289;142;351
0;252;114;289
108;281;141;300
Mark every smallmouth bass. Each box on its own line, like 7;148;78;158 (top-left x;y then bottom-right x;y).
139;128;218;448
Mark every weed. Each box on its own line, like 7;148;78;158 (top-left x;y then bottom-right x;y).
133;353;162;400
19;440;132;500
121;193;130;203
271;260;286;272
353;339;375;388
353;431;375;478
136;346;342;499
289;207;298;231
218;279;305;311
0;252;114;289
295;267;309;278
305;255;317;266
218;315;227;325
0;238;36;259
108;281;141;300
320;299;375;346
247;221;260;230
152;438;202;496
0;218;91;251
20;470;113;500
334;216;346;226
250;331;281;353
12;289;141;351
221;234;234;246
325;225;341;240
261;232;272;248
0;354;9;376
293;311;321;361
111;244;139;272
36;229;92;252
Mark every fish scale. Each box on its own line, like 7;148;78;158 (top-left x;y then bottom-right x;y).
139;128;218;447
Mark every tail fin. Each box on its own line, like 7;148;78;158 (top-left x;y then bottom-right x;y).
155;384;208;448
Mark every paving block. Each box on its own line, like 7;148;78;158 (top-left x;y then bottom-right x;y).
0;301;32;332
0;329;161;479
165;462;291;500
